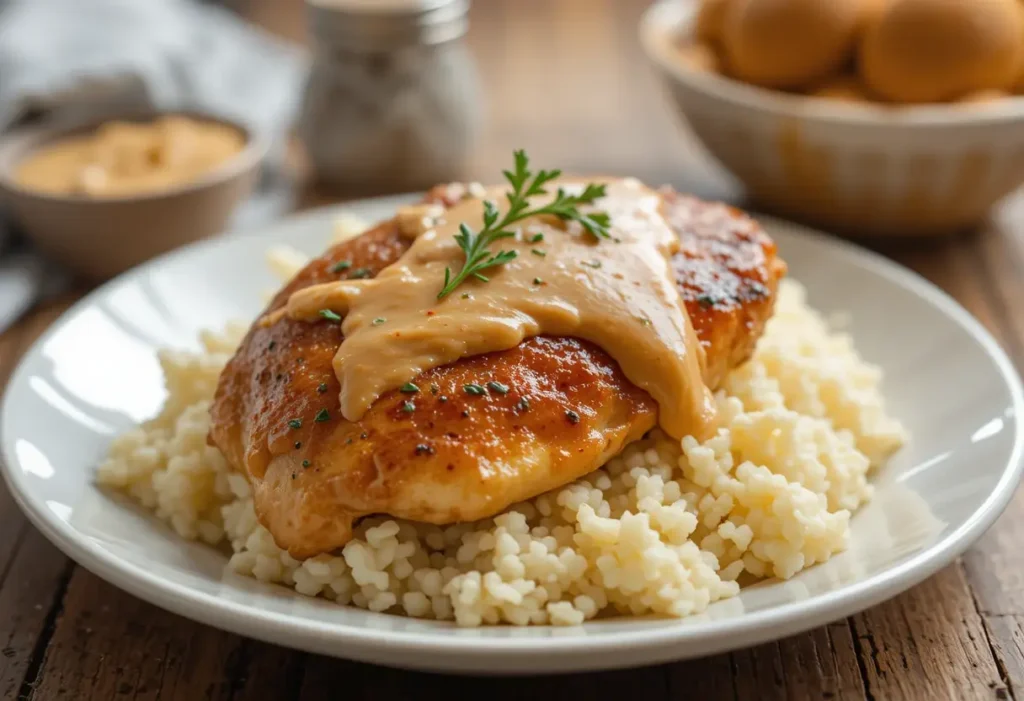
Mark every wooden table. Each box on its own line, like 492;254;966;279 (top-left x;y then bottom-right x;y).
2;1;1023;698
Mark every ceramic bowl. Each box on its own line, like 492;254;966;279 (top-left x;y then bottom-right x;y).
640;0;1024;238
0;110;267;280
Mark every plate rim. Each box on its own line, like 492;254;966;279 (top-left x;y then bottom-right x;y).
2;197;1022;671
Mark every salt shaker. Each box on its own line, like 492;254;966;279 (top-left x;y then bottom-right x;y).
299;0;481;193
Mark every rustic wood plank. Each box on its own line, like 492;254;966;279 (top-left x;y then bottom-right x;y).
850;565;1009;699
0;529;72;701
719;625;866;701
0;295;83;701
984;615;1024;699
780;622;866;700
27;568;304;700
298;653;671;701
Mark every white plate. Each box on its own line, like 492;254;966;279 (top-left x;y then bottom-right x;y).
2;195;1022;674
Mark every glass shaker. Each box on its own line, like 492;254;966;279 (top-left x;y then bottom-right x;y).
299;0;481;194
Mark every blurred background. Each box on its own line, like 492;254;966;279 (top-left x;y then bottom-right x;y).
1;0;1023;331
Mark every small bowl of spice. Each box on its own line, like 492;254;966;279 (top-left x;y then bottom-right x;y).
0;110;267;280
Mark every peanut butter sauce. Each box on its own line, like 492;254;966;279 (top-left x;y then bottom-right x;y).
283;178;715;440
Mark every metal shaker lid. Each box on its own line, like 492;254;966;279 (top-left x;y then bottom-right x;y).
307;0;470;51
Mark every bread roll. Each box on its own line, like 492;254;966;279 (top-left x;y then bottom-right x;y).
860;0;1024;103
722;0;863;89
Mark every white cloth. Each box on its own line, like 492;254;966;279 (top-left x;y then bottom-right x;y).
0;0;309;330
0;0;307;136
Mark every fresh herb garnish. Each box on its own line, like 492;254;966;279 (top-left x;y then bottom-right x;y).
302;460;311;468
582;260;602;269
372;317;386;326
565;409;580;425
401;401;416;413
294;441;302;449
532;277;542;285
529;233;544;243
317;382;328;394
697;294;716;309
531;249;546;257
330;260;352;273
350;267;372;279
288;419;302;430
400;382;420;394
268;340;277;351
319;309;342;323
463;383;487;396
516;397;531;412
314;408;330;422
436;150;611;299
486;381;510;395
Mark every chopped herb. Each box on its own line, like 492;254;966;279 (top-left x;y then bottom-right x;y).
400;382;420;394
430;383;439;395
531;249;547;257
533;277;543;285
330;260;352;273
402;401;416;413
529;232;545;243
436;150;611;299
319;309;342;323
461;410;470;418
372;317;386;326
294;441;302;449
638;317;652;327
582;260;602;269
314;408;330;422
291;472;296;480
317;382;328;394
486;381;510;395
288;419;302;430
565;409;580;425
346;438;353;445
516;397;531;412
302;460;311;468
360;432;368;439
439;396;449;403
268;340;277;351
463;383;487;396
350;267;372;279
296;357;305;365
697;294;716;309
461;293;472;299
415;444;435;456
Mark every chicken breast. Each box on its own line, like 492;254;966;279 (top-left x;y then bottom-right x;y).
209;184;786;558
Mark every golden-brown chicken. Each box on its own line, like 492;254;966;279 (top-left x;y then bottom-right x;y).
209;185;785;558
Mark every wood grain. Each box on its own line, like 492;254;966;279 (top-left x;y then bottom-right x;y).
1;0;1023;699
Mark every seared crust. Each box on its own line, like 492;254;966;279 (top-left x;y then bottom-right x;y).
209;186;785;558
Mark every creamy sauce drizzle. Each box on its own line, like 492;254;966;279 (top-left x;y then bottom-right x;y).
283;178;715;440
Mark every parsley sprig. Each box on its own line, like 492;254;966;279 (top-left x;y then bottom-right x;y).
436;150;611;299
